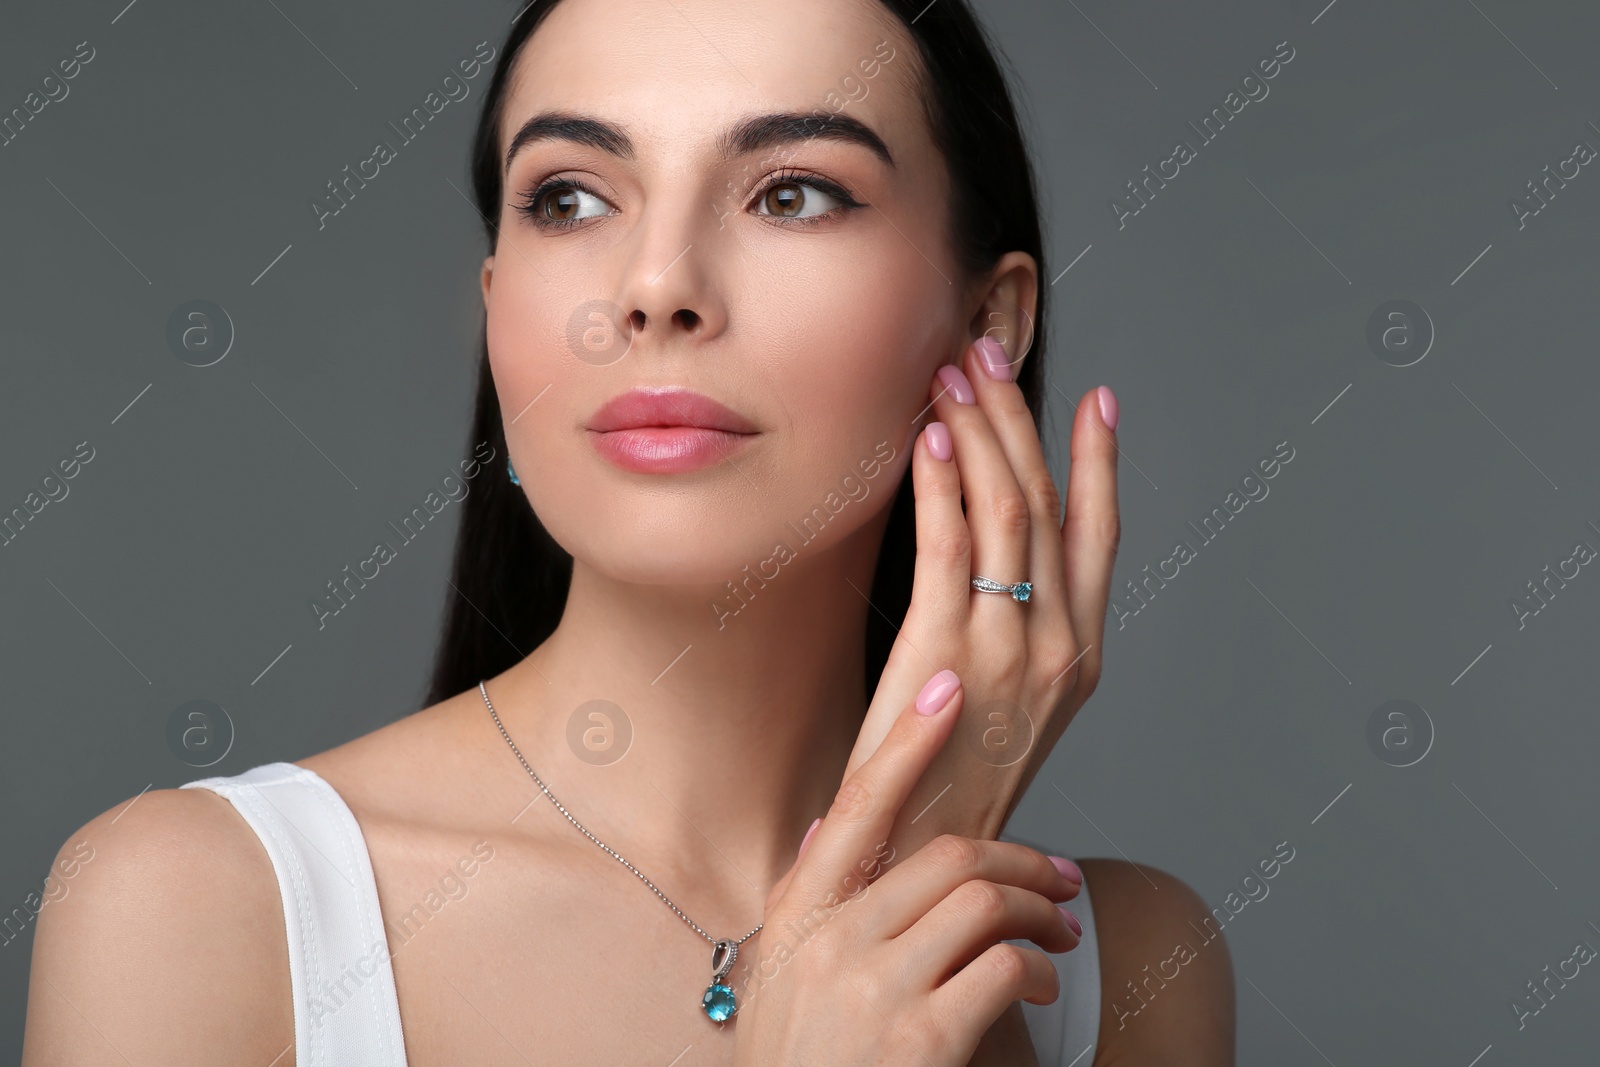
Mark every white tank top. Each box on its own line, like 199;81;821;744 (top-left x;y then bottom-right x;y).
182;761;1101;1065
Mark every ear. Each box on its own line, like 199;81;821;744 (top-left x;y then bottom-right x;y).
967;251;1038;378
480;254;495;312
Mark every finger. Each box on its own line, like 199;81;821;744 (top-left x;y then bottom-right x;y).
1060;386;1121;701
906;418;971;635
866;836;1079;938
835;421;970;781
841;405;984;782
964;335;1073;649
937;941;1062;1017
928;350;1028;641
897;880;1079;989
785;669;966;914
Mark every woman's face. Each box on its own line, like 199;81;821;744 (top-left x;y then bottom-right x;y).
484;0;970;585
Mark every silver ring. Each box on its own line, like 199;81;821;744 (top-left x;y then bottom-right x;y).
971;575;1033;603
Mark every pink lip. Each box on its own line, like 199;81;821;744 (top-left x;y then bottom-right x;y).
587;387;757;474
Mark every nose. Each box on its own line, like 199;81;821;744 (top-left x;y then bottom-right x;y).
626;263;700;336
613;203;727;345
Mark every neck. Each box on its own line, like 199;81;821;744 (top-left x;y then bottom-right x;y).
486;503;893;918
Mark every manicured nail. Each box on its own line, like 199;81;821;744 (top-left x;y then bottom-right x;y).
1059;905;1082;937
1048;855;1083;885
915;668;961;715
935;363;975;405
925;421;952;461
974;335;1012;381
798;817;822;861
1096;385;1119;431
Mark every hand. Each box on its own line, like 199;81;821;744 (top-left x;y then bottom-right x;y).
843;335;1122;855
732;670;1083;1067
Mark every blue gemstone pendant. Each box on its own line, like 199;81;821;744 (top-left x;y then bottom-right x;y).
702;939;740;1021
702;982;736;1021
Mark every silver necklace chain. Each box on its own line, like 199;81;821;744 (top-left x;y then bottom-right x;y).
478;680;763;949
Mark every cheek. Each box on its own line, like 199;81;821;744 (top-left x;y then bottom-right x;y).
731;262;943;559
486;276;591;527
486;270;618;479
487;255;637;419
485;279;567;411
769;259;949;469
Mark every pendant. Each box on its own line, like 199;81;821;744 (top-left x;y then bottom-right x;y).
701;938;739;1021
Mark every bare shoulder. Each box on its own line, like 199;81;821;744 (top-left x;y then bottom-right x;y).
293;684;487;818
1080;858;1235;1067
19;685;488;1066
21;784;294;1067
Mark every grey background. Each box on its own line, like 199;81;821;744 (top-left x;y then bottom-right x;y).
3;0;1597;1061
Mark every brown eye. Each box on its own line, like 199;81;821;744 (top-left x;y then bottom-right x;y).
516;179;613;228
544;188;583;222
755;178;844;220
762;182;804;216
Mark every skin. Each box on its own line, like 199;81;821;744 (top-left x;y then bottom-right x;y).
20;0;1233;1064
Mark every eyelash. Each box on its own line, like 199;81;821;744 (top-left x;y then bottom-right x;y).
511;167;863;230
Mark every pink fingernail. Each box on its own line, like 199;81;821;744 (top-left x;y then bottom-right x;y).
915;669;961;715
974;336;1012;381
798;817;821;860
925;421;952;461
1048;855;1082;885
1096;385;1119;431
1059;906;1082;937
935;363;975;405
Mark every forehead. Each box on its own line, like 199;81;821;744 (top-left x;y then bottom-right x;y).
500;0;925;164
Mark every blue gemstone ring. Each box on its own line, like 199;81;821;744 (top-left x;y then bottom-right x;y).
971;575;1033;603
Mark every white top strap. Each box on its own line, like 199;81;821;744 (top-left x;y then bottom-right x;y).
1029;875;1101;1064
1004;832;1102;1065
182;762;409;1067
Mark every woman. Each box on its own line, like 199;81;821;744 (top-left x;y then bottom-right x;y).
22;0;1234;1063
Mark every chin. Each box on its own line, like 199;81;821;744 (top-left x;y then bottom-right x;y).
546;484;889;592
534;492;777;586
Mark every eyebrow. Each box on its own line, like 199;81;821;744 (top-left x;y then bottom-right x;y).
502;110;896;177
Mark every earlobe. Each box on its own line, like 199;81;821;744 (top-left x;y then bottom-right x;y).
479;255;494;310
977;306;1032;378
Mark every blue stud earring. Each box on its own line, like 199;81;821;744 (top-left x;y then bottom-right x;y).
507;457;520;486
